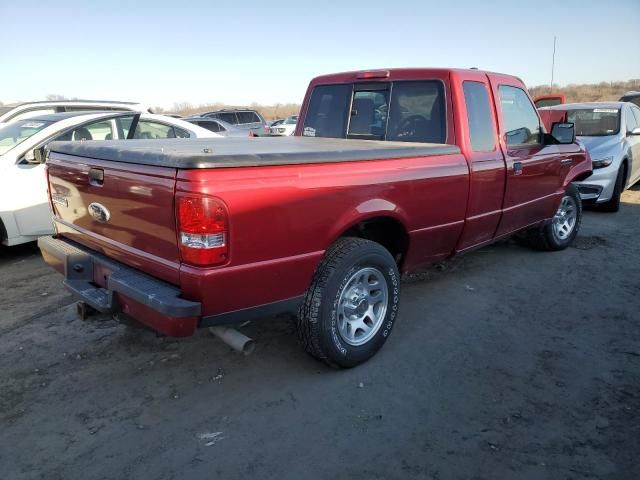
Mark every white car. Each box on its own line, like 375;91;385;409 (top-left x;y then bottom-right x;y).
270;115;298;136
0;111;220;246
0;100;151;127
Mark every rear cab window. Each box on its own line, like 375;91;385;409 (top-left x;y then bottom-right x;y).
463;81;496;152
302;80;446;143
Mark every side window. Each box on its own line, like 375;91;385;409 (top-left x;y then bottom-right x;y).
134;121;177;139
348;89;389;138
498;85;541;147
10;108;56;122
302;84;351;138
387;81;446;143
463;81;496;151
237;111;260;124
174;126;190;138
57;119;115;141
632;106;640;129
200;121;221;133
217;112;238;124
115;115;136;138
626;107;639;132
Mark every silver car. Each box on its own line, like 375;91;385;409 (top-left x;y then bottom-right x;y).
182;116;250;137
199;109;270;136
540;102;640;211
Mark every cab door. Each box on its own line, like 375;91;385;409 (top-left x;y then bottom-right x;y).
488;75;565;236
454;72;506;251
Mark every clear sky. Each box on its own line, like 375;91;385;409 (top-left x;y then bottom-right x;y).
2;0;639;108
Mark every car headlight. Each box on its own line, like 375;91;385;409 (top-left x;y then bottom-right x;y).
592;156;613;169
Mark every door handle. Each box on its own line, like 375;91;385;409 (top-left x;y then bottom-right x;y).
89;168;104;186
513;161;523;175
560;158;573;166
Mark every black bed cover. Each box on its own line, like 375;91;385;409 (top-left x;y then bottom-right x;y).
47;137;460;169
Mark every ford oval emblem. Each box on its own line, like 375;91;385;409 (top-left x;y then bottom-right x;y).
88;202;111;223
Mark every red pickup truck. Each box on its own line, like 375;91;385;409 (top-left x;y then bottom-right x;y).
39;68;591;367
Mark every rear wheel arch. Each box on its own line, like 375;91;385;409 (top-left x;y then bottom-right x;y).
336;216;409;268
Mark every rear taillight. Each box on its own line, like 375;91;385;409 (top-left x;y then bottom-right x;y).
263;124;269;133
177;196;229;266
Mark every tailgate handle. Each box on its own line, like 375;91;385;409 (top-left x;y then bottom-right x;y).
89;168;104;186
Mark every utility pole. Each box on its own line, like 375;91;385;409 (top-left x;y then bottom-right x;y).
550;36;557;93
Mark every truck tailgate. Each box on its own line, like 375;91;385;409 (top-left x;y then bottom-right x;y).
47;151;181;285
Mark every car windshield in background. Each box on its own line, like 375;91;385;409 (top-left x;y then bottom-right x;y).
302;80;446;143
567;108;620;136
0;119;53;155
284;116;297;125
535;98;563;108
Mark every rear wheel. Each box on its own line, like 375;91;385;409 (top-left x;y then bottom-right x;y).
599;163;626;213
522;183;582;251
296;237;400;368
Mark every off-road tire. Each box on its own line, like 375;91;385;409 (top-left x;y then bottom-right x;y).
522;183;582;251
296;237;400;368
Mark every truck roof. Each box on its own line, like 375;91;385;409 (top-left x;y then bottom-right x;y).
47;137;460;169
309;67;523;84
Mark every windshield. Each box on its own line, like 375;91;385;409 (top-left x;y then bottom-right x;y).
0;119;53;155
284;116;298;125
567;108;620;136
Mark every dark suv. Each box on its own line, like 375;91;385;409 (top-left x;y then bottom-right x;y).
620;91;640;108
200;109;269;136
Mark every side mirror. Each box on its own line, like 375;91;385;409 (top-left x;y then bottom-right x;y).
550;122;575;144
629;127;640;136
24;146;47;164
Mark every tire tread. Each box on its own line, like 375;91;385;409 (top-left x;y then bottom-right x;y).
296;237;380;368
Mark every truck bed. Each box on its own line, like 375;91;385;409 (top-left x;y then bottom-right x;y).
47;137;460;169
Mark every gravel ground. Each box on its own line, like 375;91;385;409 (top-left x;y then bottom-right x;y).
1;188;638;480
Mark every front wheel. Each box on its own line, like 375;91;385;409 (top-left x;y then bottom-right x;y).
296;237;400;368
523;183;582;251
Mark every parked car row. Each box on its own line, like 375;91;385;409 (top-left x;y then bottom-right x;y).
538;101;640;211
0;110;218;246
270;115;298;136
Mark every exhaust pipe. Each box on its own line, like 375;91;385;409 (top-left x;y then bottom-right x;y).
209;327;255;355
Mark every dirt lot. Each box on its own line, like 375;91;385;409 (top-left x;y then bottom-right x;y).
1;189;639;480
